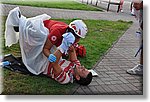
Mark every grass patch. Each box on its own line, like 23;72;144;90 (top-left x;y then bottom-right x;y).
3;70;75;95
0;0;102;11
1;17;132;94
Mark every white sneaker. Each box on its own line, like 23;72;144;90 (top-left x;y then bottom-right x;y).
126;64;143;75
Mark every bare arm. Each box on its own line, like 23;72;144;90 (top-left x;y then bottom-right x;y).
51;46;77;75
68;46;78;61
43;38;62;75
51;50;63;75
43;38;53;57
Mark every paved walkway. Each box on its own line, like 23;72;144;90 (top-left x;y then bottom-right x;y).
0;3;142;95
72;22;142;95
79;0;133;15
1;4;135;21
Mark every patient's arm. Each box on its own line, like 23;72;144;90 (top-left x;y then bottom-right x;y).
68;45;78;62
51;45;76;76
51;46;79;76
68;46;81;66
51;50;63;76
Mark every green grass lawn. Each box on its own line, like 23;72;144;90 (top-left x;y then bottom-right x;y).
0;0;103;11
1;17;132;94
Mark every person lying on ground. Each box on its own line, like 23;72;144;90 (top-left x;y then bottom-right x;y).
43;34;92;85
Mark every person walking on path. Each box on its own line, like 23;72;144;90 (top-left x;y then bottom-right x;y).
126;0;143;75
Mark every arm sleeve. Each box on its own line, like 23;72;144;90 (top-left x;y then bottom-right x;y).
71;60;81;66
48;29;61;45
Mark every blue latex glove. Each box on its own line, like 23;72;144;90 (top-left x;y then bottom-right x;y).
48;54;56;62
58;32;75;54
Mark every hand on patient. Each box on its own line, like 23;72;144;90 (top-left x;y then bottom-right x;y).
58;32;75;54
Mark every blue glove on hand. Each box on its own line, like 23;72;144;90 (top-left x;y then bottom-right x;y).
48;54;56;62
58;32;75;54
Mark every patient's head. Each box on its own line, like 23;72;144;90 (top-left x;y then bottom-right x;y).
74;65;92;86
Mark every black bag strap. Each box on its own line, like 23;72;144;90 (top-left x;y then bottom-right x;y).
3;54;33;75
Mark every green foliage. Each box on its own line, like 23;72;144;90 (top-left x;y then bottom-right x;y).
0;0;102;11
3;70;75;94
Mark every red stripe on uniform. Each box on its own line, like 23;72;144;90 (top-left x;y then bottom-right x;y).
71;60;78;62
59;60;65;66
64;63;74;73
74;60;81;66
59;73;67;83
71;60;81;66
56;71;65;81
